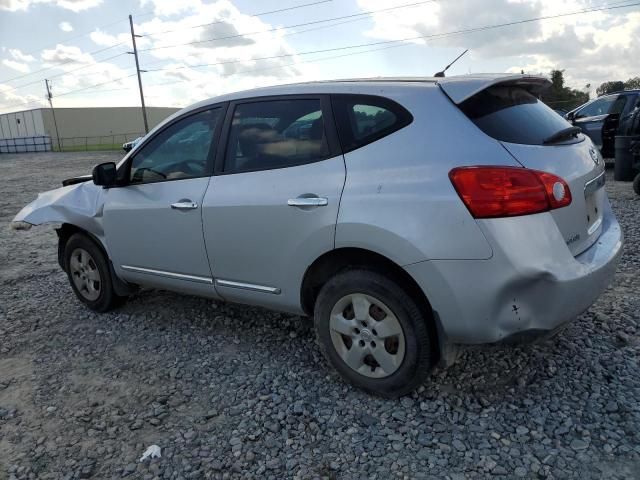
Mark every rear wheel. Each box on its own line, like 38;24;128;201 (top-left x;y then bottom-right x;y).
314;269;434;398
633;173;640;196
64;233;126;312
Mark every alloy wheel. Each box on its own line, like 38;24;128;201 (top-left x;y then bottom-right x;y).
69;248;101;301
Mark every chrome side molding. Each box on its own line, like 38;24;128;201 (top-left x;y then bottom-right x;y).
215;279;281;294
121;265;213;284
120;266;281;294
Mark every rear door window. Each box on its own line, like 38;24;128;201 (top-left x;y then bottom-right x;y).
459;86;576;145
609;95;628;115
331;94;413;153
223;99;330;173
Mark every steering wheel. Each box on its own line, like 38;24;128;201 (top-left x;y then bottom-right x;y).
174;159;204;175
133;167;167;181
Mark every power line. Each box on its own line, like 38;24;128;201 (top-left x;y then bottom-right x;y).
274;13;384;39
0;0;333;86
144;1;640;74
139;12;414;71
0;0;393;97
143;0;334;37
7;51;130;92
139;0;435;53
1;42;409;112
0;9;156;82
1;72;137;109
0;43;127;85
137;0;431;70
32;13;145;53
2;0;638;112
9;3;338;95
55;73;137;98
0;78;138;111
0;72;136;111
61;86;135;96
144;42;414;90
0;99;45;111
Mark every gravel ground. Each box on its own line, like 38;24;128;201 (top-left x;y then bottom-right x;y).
0;151;639;480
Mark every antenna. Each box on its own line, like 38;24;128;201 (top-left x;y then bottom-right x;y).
434;49;469;78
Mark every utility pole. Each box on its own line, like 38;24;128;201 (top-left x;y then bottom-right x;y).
45;79;62;152
128;14;149;134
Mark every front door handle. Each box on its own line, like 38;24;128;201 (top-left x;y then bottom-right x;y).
287;196;328;207
171;200;198;211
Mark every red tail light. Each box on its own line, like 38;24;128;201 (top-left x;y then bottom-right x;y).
449;166;572;219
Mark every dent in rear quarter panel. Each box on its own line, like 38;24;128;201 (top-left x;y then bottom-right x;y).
411;203;622;344
335;83;523;265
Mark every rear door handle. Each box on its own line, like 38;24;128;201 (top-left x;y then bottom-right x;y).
171;200;198;211
287;196;328;207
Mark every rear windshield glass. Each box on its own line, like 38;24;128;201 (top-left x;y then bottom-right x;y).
459;86;576;145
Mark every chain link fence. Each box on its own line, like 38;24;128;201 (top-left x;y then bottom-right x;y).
56;132;144;152
0;132;144;154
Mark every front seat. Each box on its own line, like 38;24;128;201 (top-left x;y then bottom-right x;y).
236;123;275;171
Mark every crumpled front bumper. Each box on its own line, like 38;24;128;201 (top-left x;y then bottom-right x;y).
12;182;104;236
405;200;623;345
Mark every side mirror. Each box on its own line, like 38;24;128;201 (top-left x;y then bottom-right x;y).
92;162;117;187
566;111;575;121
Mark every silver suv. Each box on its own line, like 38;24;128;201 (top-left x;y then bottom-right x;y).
13;75;623;397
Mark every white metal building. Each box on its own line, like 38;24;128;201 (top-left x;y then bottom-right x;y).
0;106;179;153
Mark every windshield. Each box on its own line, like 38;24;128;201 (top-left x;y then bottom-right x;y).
575;96;618;118
459;85;577;145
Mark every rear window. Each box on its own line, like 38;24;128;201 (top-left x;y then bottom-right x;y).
331;94;413;153
459;86;575;145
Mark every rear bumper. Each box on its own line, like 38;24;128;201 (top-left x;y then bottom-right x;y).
405;200;623;344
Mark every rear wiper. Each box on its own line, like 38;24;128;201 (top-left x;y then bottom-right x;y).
543;126;582;145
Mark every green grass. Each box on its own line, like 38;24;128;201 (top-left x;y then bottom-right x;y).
54;143;124;152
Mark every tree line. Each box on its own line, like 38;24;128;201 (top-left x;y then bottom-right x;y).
596;77;640;96
539;70;639;112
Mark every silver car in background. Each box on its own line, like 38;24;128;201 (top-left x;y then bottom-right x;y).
13;75;623;397
122;136;143;152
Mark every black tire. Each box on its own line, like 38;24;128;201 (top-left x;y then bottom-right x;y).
314;269;434;398
64;233;126;312
634;173;640;196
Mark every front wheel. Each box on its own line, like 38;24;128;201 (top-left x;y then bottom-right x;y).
633;173;640;196
64;233;126;312
314;269;434;398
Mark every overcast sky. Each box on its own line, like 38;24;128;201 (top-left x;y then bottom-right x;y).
0;0;638;113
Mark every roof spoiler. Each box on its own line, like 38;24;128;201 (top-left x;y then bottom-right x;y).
438;75;551;104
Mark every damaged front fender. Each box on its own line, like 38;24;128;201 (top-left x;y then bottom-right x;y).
12;182;107;241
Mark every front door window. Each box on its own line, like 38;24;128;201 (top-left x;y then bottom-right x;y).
129;109;220;184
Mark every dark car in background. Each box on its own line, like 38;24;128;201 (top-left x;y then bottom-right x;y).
566;90;640;158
